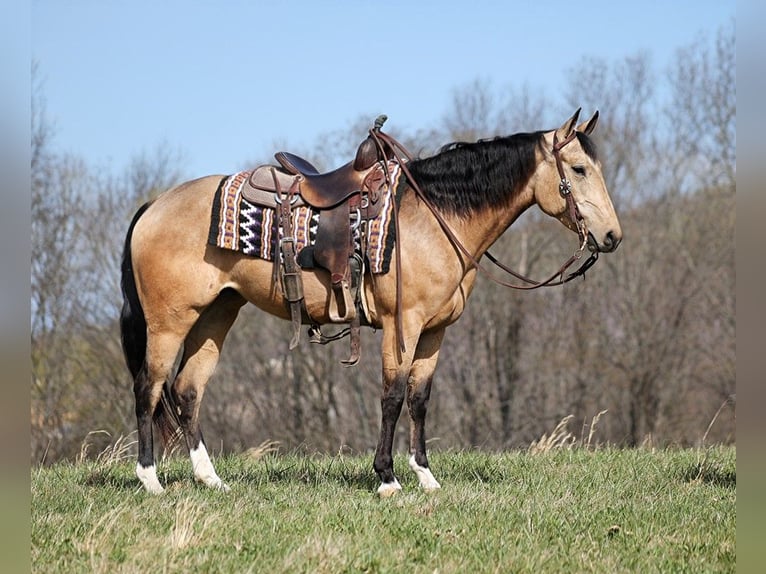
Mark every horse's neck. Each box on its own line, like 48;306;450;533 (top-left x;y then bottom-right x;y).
444;186;536;259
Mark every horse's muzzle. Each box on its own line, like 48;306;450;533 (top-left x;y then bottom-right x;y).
588;230;622;253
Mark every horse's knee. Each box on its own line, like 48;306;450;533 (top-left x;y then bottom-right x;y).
380;373;406;415
174;386;196;418
407;376;433;418
381;389;405;417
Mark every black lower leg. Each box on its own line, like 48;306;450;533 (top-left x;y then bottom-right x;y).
373;373;407;484
408;376;434;468
134;369;155;468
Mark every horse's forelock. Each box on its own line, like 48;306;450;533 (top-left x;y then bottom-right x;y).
575;131;598;162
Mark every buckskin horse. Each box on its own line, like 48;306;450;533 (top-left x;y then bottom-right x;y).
120;109;621;496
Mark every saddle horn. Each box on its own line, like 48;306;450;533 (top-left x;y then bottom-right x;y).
354;115;390;171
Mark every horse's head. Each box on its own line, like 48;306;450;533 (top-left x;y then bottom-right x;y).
535;109;622;253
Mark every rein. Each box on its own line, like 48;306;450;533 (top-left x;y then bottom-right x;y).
369;121;600;294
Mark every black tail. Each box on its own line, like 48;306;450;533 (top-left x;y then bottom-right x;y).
120;202;151;379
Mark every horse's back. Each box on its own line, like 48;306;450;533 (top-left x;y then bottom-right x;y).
144;175;223;223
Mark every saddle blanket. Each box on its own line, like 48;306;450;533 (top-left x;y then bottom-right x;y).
208;163;401;274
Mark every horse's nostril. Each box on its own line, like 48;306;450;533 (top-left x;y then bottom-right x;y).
604;231;620;251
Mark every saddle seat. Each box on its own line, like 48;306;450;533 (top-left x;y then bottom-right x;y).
271;153;363;209
274;134;381;209
243;134;384;211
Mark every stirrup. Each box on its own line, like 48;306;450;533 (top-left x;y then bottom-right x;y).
307;320;360;367
328;280;356;322
340;316;361;367
308;325;351;344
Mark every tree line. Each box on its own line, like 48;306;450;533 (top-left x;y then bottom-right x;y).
31;21;734;463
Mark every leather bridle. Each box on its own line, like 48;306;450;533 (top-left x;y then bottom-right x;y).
553;130;587;246
370;120;600;291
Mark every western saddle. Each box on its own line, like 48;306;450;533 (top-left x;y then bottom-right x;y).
241;116;394;365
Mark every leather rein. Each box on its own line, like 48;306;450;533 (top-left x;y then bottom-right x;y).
369;124;600;294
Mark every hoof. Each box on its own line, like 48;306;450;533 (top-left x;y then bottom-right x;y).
144;484;165;495
136;463;165;495
197;476;231;492
409;455;441;491
377;479;402;498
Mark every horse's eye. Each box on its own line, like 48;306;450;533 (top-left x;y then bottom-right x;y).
572;165;586;176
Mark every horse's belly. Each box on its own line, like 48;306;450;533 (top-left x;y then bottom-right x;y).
226;258;340;323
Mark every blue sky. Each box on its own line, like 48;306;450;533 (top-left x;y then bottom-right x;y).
32;1;734;179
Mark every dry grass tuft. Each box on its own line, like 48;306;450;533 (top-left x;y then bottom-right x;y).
529;411;609;454
701;395;736;446
78;430;137;465
168;499;211;550
76;504;132;574
584;410;608;450
529;415;576;454
282;534;349;574
245;439;281;460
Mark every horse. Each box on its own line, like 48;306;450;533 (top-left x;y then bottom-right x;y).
120;109;622;496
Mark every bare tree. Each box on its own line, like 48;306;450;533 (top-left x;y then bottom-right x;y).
666;19;735;192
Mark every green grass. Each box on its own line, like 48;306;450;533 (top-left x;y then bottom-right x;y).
31;446;735;573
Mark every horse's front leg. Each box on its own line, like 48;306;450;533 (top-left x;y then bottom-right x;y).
374;325;418;497
373;366;408;497
406;327;445;491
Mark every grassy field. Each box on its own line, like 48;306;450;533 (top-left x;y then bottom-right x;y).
31;444;735;573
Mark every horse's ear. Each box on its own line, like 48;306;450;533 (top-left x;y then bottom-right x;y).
576;110;599;135
555;108;581;141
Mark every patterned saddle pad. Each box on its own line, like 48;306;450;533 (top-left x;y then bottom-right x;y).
207;164;401;274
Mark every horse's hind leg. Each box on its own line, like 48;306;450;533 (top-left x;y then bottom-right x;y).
135;328;193;494
406;327;445;491
172;289;245;491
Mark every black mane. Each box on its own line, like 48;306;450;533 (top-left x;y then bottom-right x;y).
404;130;599;217
405;131;546;217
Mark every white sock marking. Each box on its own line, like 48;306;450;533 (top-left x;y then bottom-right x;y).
190;443;230;492
377;478;403;498
409;454;441;490
136;463;165;495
